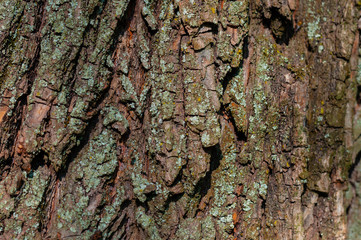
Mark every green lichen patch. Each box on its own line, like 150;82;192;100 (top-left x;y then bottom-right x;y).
136;207;162;240
205;121;241;238
175;216;216;240
53;129;118;237
101;106;129;134
185;82;212;116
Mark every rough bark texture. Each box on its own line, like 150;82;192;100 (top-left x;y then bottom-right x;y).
0;0;360;239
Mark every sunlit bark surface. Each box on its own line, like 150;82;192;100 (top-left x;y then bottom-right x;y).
0;0;360;239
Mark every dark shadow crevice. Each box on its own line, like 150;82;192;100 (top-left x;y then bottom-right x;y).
194;144;222;199
221;66;240;95
57;113;101;180
262;7;294;45
356;85;361;105
163;192;184;213
30;150;47;173
110;0;137;53
349;150;361;179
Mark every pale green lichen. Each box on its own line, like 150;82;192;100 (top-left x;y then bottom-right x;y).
82;130;118;191
0;168;51;239
21;170;50;209
318;45;324;53
242;199;252;212
138;27;151;70
206;126;239;238
136;207;162;240
179;2;199;28
120;74;138;103
54;129;118;237
159;90;175;120
256;47;274;83
185;83;212;116
201;114;221;147
306;2;322;42
98;186;126;233
142;5;158;31
227;0;249;27
102;106;128;128
0;0;23;33
225;69;248;132
227;70;246;106
131;152;159;202
307;17;321;40
175;216;216;240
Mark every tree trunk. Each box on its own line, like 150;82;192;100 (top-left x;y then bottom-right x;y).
0;0;360;239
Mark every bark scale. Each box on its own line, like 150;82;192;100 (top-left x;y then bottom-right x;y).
0;0;360;239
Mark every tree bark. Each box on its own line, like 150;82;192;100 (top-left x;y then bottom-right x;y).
0;0;360;239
